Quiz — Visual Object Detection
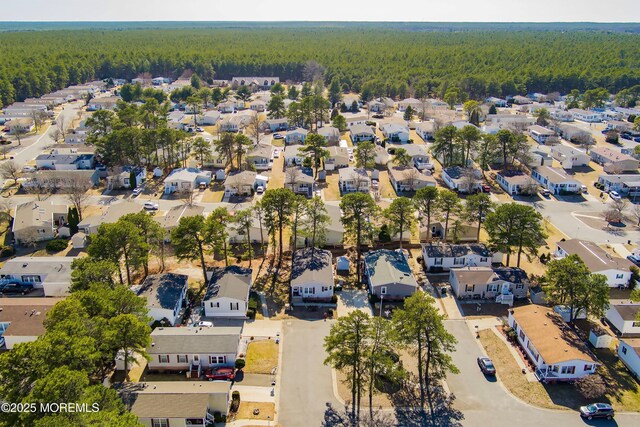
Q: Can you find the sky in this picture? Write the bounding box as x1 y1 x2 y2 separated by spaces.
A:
2 0 639 22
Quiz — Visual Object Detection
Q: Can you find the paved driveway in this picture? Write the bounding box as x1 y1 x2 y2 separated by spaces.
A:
336 289 372 317
445 320 638 427
279 319 340 426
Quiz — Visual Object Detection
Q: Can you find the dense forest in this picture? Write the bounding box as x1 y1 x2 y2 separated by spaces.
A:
1 27 640 106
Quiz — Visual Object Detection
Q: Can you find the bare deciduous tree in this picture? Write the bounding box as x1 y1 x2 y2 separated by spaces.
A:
178 188 196 206
246 113 265 145
631 204 640 227
461 168 480 193
0 161 21 185
24 178 51 201
66 177 92 220
403 167 421 192
285 167 303 192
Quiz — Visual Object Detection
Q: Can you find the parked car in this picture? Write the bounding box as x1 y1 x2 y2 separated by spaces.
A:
22 165 36 173
194 321 213 328
273 133 284 139
634 137 640 143
196 127 204 132
273 148 280 158
620 133 632 140
0 282 34 295
482 185 491 193
477 357 496 375
627 254 640 267
143 202 159 210
203 367 235 381
579 403 614 420
609 190 622 200
132 187 143 196
256 185 265 194
581 184 588 193
540 188 551 197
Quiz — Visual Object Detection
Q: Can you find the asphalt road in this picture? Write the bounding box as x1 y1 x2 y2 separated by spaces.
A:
279 319 340 427
445 319 638 427
516 195 640 245
0 100 84 189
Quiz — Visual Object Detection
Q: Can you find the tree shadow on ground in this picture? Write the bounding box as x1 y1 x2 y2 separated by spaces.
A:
322 403 395 427
390 376 464 427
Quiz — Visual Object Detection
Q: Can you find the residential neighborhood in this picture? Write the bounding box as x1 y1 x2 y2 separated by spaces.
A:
1 22 640 427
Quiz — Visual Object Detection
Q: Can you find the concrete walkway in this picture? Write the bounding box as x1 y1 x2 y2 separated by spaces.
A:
466 317 537 382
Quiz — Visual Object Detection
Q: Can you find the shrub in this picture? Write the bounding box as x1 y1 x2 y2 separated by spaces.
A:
504 326 517 342
368 293 380 304
214 412 228 423
235 359 246 370
230 390 241 412
46 239 68 253
0 245 15 258
575 374 607 399
246 308 256 319
326 308 334 317
330 294 338 304
378 224 391 242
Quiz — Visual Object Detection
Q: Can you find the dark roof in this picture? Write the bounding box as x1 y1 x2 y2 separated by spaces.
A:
611 304 640 321
290 248 333 287
137 273 188 310
493 267 529 285
204 266 252 301
423 243 492 258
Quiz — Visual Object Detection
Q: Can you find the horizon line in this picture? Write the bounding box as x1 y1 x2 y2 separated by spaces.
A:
1 20 640 24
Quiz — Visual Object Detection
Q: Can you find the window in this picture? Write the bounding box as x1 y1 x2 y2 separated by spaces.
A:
584 364 593 371
321 286 331 292
453 258 464 265
632 321 640 328
380 286 387 295
519 330 525 341
487 284 498 293
622 346 627 355
230 302 239 310
193 355 199 362
480 257 488 263
465 284 475 293
21 275 42 283
561 366 576 375
616 274 624 279
516 283 524 289
210 302 220 308
151 419 169 427
177 355 188 363
526 341 539 362
210 356 226 364
434 258 443 265
158 355 169 363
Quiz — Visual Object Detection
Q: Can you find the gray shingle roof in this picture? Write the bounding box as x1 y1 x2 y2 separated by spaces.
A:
130 393 210 419
364 249 418 289
291 248 333 287
556 239 633 273
148 326 242 354
204 266 252 301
